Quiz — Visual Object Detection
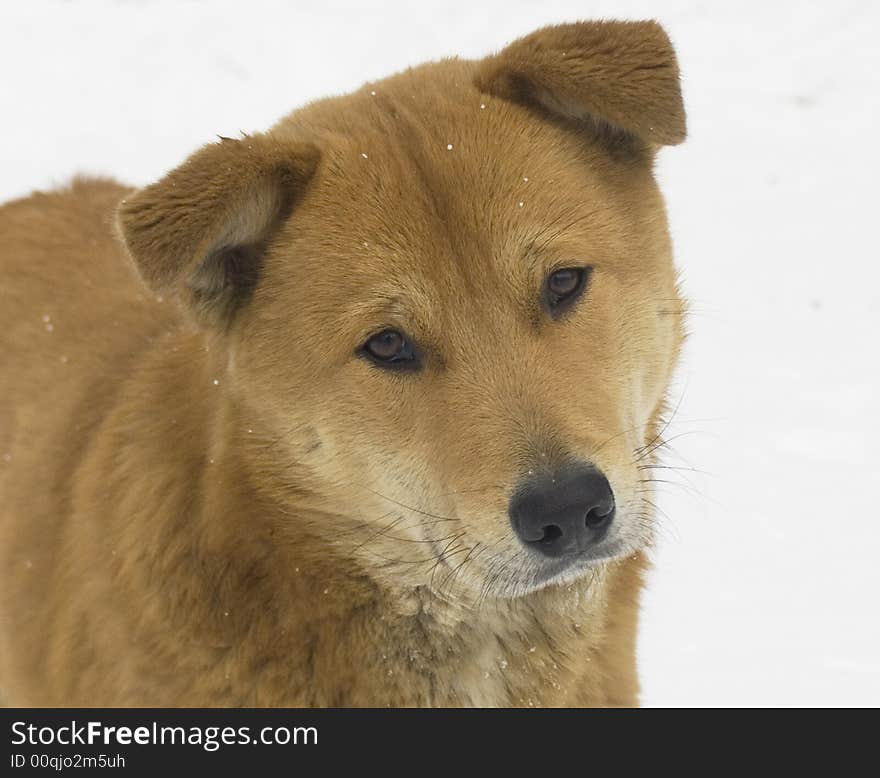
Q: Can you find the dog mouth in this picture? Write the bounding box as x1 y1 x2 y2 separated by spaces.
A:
415 497 641 599
529 537 627 588
422 533 632 601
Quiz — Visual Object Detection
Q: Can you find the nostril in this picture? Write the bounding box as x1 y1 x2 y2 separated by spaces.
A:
585 503 614 529
539 524 563 544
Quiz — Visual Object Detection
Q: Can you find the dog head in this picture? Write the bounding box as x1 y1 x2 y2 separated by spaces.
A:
118 21 686 600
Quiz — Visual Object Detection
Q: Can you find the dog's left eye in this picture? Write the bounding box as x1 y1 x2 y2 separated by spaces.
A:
545 267 590 314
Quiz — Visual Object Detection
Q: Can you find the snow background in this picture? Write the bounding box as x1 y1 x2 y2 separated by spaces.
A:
2 0 878 706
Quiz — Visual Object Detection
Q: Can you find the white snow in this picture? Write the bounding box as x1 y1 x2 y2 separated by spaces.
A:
2 0 878 706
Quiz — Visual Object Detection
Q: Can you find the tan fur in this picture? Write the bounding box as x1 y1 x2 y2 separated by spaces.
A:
0 20 685 707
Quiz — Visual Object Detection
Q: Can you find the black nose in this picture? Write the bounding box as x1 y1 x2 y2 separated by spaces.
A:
509 464 616 558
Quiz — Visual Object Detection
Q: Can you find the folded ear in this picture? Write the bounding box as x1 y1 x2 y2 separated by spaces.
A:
117 135 319 325
475 20 686 151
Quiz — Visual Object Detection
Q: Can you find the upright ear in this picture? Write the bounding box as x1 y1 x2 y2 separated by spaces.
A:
475 21 686 151
117 134 319 325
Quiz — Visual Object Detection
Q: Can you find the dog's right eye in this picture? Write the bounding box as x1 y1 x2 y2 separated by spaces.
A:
359 329 420 372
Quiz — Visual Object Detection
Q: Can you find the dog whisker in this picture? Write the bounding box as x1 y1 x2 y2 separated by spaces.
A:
428 535 470 591
360 486 460 524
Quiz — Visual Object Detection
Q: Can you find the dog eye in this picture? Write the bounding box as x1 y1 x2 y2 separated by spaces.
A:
545 267 590 314
360 329 420 371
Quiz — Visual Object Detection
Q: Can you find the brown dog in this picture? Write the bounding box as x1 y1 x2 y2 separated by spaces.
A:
0 20 685 706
